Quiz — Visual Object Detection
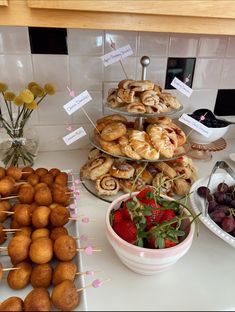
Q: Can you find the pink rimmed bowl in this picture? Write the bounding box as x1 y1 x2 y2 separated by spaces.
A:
105 192 195 275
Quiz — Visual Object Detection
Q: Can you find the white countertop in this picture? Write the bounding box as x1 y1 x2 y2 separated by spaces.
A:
11 140 235 311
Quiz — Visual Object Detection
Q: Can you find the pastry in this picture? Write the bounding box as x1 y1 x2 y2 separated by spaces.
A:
129 80 154 92
119 177 145 193
145 116 172 125
126 102 146 113
132 163 153 184
140 90 160 107
153 162 177 179
95 174 120 196
98 136 124 156
160 92 181 109
165 122 186 147
116 88 135 103
80 153 114 181
109 161 135 179
153 84 162 95
100 121 127 142
173 178 191 196
96 114 128 125
129 130 160 160
88 148 101 160
118 79 135 89
152 173 174 196
118 134 142 160
107 89 125 108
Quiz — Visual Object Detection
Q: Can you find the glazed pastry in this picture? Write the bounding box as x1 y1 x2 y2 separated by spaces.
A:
117 88 135 103
80 154 114 181
173 178 191 196
152 173 174 196
118 135 142 160
109 161 135 179
95 174 120 196
126 102 146 113
140 90 160 107
129 80 154 92
118 79 135 89
132 163 153 184
129 130 160 161
165 122 186 147
119 177 145 194
88 148 101 160
100 121 127 142
154 162 177 179
98 136 124 156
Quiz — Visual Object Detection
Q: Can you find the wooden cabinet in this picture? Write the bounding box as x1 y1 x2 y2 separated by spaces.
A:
1 0 235 35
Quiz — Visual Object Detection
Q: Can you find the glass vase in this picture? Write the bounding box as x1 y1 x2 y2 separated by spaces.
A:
0 123 39 168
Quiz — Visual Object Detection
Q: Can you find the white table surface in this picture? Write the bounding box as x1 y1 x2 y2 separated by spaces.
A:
4 139 235 311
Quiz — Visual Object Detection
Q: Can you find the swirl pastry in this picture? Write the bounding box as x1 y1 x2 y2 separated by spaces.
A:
140 90 160 107
118 79 135 89
80 154 114 181
119 177 145 194
100 121 127 142
129 130 160 161
129 80 154 92
118 135 142 160
127 102 146 113
117 88 135 103
109 161 135 179
95 174 120 196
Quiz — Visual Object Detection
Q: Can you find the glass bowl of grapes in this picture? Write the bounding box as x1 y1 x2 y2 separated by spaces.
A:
187 109 230 144
189 171 235 247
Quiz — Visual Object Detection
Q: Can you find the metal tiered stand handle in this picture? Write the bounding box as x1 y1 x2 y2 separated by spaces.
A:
138 56 150 130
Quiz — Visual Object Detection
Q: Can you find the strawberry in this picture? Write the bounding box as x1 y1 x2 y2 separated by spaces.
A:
136 186 154 202
160 209 176 224
113 219 137 244
147 234 178 249
112 210 123 224
145 205 163 230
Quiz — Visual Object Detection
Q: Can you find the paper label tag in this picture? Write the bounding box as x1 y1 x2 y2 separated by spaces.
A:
101 44 133 67
63 90 92 115
63 127 86 145
179 113 213 137
171 77 193 98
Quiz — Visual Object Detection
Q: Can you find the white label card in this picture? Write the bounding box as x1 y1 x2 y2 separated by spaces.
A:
63 127 87 145
179 113 213 137
63 90 92 115
171 77 193 98
101 44 133 67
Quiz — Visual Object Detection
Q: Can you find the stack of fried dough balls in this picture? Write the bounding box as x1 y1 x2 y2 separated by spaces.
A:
0 165 81 312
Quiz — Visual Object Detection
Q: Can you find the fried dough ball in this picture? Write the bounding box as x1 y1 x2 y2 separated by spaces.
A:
0 177 15 197
48 167 61 177
31 228 50 242
14 226 32 238
32 206 51 228
30 263 53 288
22 166 35 174
52 261 77 285
29 202 38 214
0 297 24 311
6 166 22 181
10 218 20 229
50 205 70 227
54 172 68 186
34 182 48 191
34 186 53 206
34 167 48 177
54 235 76 261
24 288 51 312
50 226 68 241
29 237 53 264
40 173 54 186
27 173 40 186
13 204 31 226
8 236 31 265
18 184 35 204
7 261 32 290
0 262 3 281
51 280 80 311
0 200 12 222
0 224 6 244
52 184 70 205
0 166 6 179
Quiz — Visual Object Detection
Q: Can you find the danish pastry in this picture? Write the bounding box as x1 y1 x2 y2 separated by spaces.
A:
95 174 120 196
173 178 190 196
96 114 128 125
129 130 160 160
117 88 135 103
153 84 162 95
160 92 181 109
107 90 125 108
118 79 135 89
132 163 153 184
98 136 124 156
119 177 145 194
140 90 160 107
153 162 177 179
100 121 127 142
126 102 146 113
129 80 154 92
165 122 186 147
118 135 142 160
109 161 135 179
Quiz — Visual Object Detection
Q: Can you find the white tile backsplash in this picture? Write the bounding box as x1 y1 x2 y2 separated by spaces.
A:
1 26 235 151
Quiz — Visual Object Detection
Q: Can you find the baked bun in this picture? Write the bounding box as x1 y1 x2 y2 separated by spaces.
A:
100 121 127 142
118 79 135 89
140 90 159 107
127 102 146 113
118 134 142 160
109 161 135 179
129 80 154 92
119 177 145 193
153 162 177 179
98 136 124 156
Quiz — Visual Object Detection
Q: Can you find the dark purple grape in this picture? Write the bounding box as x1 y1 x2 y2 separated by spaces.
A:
215 205 230 214
209 210 226 224
230 200 235 208
197 186 211 199
221 216 235 233
223 194 232 205
207 201 217 213
214 191 226 204
217 182 229 193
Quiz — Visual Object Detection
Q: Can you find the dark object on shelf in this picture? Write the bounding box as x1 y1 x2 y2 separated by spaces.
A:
165 57 196 89
188 109 232 128
28 27 68 54
214 89 235 116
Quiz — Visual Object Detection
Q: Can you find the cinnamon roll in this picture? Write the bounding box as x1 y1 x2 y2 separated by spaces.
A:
95 174 120 196
109 161 135 179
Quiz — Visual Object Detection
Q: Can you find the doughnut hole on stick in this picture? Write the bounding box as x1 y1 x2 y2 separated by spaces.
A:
30 263 53 288
50 206 70 227
54 235 77 261
29 237 53 264
7 261 32 290
14 226 32 238
0 297 24 312
31 206 51 228
8 236 31 265
50 226 68 241
34 186 53 206
31 228 50 242
54 172 68 186
26 173 40 186
0 178 15 197
13 204 31 226
34 167 48 177
24 288 51 312
52 261 77 285
39 173 54 187
0 200 12 222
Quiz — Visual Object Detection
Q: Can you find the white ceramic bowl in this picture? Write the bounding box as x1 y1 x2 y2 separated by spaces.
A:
105 192 195 275
188 125 229 144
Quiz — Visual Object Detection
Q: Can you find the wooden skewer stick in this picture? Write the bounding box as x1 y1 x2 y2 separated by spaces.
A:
75 270 101 276
77 278 111 292
0 247 8 250
2 267 20 272
0 211 14 215
76 248 102 252
0 195 18 201
2 228 22 232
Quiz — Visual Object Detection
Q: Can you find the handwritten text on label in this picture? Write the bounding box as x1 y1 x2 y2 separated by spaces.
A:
63 127 87 145
101 44 133 67
179 113 213 137
63 90 92 115
171 77 193 98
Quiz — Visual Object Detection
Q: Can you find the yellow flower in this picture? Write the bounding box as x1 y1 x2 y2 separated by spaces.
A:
24 100 37 110
19 89 34 104
0 82 8 92
13 96 24 107
44 83 56 95
4 92 16 101
28 82 39 91
31 85 45 97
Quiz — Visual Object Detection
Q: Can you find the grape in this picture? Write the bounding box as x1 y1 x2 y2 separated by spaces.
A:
214 191 226 204
223 194 232 205
221 216 235 233
197 186 211 199
209 210 226 224
230 200 235 208
207 200 217 213
217 182 229 193
215 205 229 214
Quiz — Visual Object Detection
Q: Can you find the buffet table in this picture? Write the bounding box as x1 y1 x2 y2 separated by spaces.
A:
7 139 235 311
